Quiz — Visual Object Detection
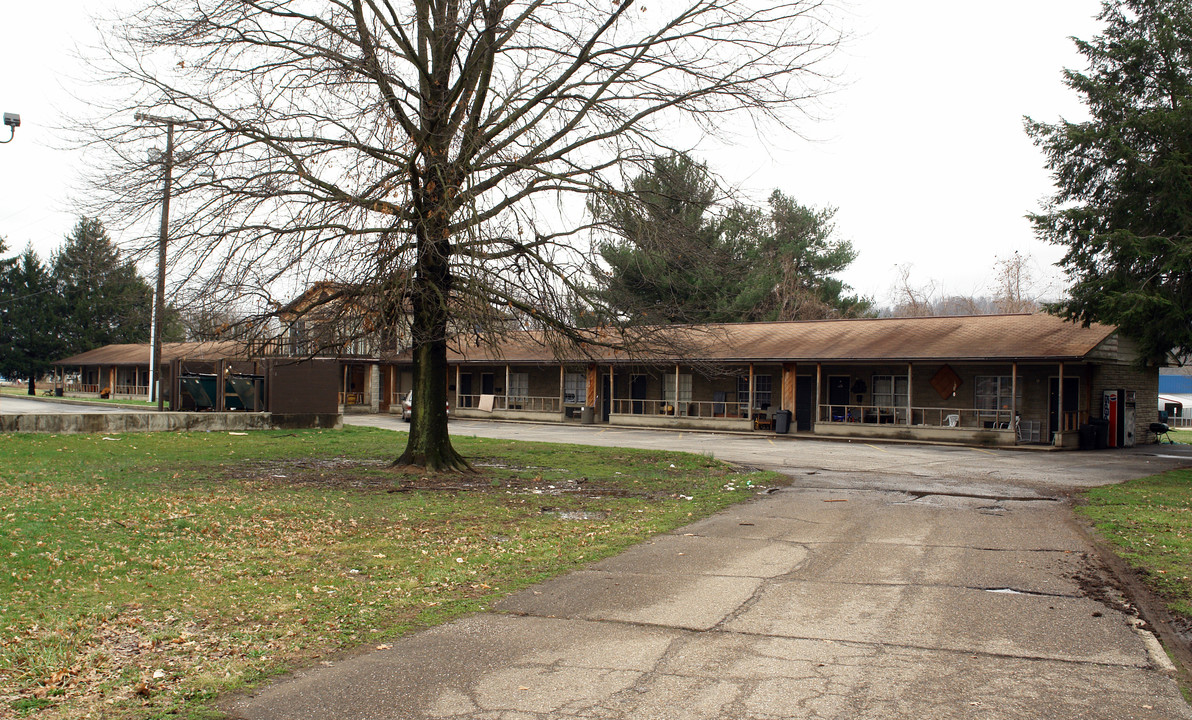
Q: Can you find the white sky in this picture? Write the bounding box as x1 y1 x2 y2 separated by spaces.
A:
0 0 1104 306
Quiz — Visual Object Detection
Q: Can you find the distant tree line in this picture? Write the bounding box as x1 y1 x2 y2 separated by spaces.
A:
880 254 1044 318
0 217 178 394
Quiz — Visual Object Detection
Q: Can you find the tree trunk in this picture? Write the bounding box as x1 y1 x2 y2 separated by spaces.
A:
395 336 468 471
26 376 35 396
395 158 468 471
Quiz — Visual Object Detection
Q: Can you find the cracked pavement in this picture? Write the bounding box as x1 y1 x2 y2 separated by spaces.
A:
222 418 1192 719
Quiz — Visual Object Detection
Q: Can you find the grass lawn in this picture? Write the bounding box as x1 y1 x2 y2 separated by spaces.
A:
1077 469 1192 619
0 426 781 719
1169 427 1192 445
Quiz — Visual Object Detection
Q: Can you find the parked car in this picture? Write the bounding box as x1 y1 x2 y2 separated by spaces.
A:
401 391 449 422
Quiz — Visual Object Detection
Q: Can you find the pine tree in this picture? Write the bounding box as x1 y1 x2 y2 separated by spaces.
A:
52 217 154 355
591 155 867 323
1027 0 1192 363
0 245 64 393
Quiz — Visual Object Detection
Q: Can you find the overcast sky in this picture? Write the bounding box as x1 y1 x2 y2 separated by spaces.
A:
0 0 1105 307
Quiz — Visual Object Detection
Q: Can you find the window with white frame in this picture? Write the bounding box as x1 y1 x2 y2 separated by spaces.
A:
508 372 529 399
871 375 909 409
564 373 586 404
737 375 773 408
975 376 1022 411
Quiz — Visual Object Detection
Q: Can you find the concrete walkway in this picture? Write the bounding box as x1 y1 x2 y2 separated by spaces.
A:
222 418 1192 719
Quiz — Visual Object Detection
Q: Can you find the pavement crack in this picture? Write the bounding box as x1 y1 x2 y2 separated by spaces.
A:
967 585 1082 599
904 490 1061 503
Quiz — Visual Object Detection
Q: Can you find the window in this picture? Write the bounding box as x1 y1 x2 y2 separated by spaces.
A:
508 372 529 399
975 376 1021 411
564 373 586 404
737 375 772 408
872 375 908 409
664 374 693 403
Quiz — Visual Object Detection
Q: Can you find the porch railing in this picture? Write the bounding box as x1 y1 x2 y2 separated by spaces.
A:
66 383 101 394
818 404 1019 429
114 385 149 396
456 394 562 413
339 392 367 406
610 398 753 418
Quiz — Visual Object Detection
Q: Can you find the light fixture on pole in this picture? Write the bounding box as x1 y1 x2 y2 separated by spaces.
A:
136 112 205 411
0 112 20 144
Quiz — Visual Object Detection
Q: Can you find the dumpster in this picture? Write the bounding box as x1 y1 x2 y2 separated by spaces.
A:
1090 417 1110 449
774 409 792 434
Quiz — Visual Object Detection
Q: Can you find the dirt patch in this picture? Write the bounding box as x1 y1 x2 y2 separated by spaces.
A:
233 457 670 498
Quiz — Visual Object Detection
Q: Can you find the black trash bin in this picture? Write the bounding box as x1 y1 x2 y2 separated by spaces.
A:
1078 423 1096 451
774 409 792 434
1090 418 1110 450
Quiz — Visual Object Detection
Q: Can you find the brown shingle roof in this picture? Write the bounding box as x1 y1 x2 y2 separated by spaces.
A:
445 314 1120 365
53 342 250 367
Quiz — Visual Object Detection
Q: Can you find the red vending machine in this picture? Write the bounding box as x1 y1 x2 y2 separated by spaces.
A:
1102 389 1121 448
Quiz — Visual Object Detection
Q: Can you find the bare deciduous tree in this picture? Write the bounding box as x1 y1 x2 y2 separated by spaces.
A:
886 265 937 317
991 251 1040 314
79 0 842 469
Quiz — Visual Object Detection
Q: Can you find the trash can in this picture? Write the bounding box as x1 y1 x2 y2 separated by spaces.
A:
1078 423 1096 451
1090 418 1110 450
580 406 595 425
774 409 792 434
54 387 63 397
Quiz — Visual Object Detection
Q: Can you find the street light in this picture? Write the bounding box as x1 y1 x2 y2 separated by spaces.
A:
0 112 20 144
136 112 205 411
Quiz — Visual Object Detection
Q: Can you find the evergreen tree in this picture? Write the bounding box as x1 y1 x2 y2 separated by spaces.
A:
1027 0 1192 363
0 245 64 394
591 155 739 323
591 155 868 323
52 217 154 355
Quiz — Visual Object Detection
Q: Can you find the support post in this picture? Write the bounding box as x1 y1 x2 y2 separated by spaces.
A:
1011 362 1018 442
816 363 822 425
748 364 755 421
216 358 227 412
1057 362 1065 444
608 365 614 418
586 364 597 408
674 363 680 416
906 362 913 426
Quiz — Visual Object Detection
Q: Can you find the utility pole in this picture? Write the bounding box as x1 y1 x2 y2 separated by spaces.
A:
136 113 204 411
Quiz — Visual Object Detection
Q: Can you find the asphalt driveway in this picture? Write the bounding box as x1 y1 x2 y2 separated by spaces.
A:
222 417 1192 719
